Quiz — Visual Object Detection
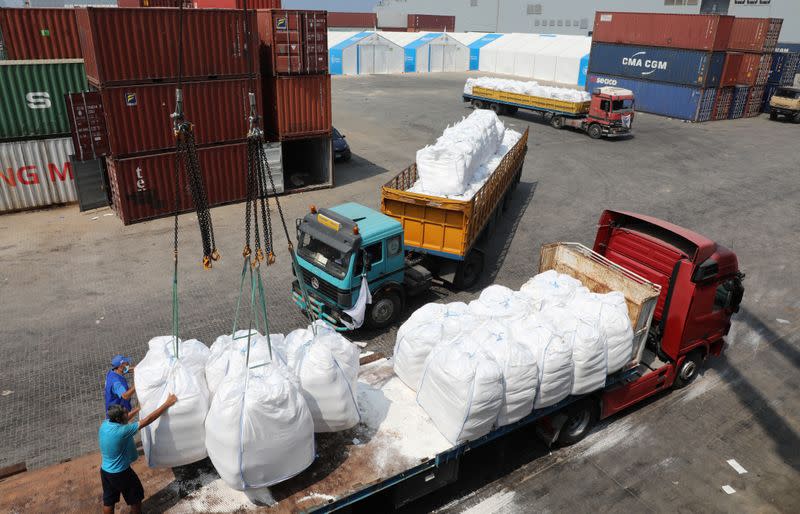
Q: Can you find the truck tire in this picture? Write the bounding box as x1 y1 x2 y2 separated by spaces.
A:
366 290 401 329
490 103 504 115
769 110 778 120
453 251 484 290
556 399 598 446
794 112 800 124
587 123 603 139
550 116 564 129
471 99 484 109
673 351 703 389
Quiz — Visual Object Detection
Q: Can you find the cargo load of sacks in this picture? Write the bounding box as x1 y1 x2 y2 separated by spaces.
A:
410 109 522 199
464 76 592 103
394 273 634 445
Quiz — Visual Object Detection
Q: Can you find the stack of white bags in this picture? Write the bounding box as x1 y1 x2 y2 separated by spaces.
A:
464 76 592 103
409 110 522 200
394 272 635 445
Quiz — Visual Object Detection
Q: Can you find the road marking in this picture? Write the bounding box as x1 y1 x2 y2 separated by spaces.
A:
722 485 736 494
776 319 790 324
727 459 747 474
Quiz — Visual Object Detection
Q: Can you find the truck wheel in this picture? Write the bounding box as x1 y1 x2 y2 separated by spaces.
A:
769 110 778 120
471 99 484 109
550 116 564 129
587 124 603 139
794 112 800 124
556 399 597 446
490 103 504 115
367 291 401 329
673 351 703 389
453 251 484 290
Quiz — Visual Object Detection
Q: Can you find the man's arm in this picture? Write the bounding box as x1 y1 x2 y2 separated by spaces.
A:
126 407 140 421
121 385 136 400
137 394 177 431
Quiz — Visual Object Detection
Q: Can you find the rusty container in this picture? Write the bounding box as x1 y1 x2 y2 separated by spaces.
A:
327 12 376 29
100 78 258 158
712 87 733 120
75 7 258 87
106 141 248 225
407 14 455 32
0 8 81 59
117 0 193 6
193 0 281 7
720 53 743 87
728 17 782 53
256 9 328 75
262 73 331 141
592 12 733 52
744 86 765 118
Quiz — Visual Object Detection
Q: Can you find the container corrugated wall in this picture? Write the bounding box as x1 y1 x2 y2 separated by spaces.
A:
728 18 782 53
193 0 281 8
327 12 377 29
586 74 707 121
729 85 749 119
106 142 248 225
0 137 76 213
76 7 258 86
257 10 328 75
0 60 88 140
0 8 81 60
408 14 455 32
116 0 192 6
713 87 733 120
592 12 733 52
769 52 800 85
744 86 765 117
589 44 725 87
263 74 331 140
101 78 257 157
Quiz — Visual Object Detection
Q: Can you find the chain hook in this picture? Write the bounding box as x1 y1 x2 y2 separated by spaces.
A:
203 255 212 270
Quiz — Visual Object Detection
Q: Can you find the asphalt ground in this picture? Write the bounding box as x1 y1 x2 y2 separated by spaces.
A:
0 71 798 512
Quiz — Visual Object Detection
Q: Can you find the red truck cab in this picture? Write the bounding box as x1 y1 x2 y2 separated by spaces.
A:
588 87 635 136
593 210 744 417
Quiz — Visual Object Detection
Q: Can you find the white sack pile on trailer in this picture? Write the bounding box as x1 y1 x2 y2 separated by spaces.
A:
417 338 504 445
135 336 210 468
509 317 573 408
281 321 361 432
205 330 283 396
205 360 315 495
569 291 635 374
518 269 583 311
464 76 592 103
468 284 534 322
393 302 483 391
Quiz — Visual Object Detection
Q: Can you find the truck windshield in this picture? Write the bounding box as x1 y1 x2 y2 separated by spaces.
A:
612 99 634 112
775 89 800 99
297 232 351 279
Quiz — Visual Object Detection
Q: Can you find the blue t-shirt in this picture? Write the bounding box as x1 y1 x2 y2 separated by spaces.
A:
98 420 139 473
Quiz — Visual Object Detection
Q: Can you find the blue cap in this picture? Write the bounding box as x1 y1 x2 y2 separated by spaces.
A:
111 355 131 368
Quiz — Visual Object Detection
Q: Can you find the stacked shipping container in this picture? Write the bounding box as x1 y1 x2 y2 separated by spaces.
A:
589 12 782 122
762 50 800 113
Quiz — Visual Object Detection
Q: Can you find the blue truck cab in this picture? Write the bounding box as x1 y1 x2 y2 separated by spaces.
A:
292 202 432 329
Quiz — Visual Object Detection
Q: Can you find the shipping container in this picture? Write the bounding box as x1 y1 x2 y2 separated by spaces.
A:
0 137 76 213
117 0 192 6
281 135 332 193
744 86 765 118
592 12 733 52
730 52 772 87
729 85 749 119
720 52 743 87
589 44 725 87
761 83 779 112
256 9 328 75
193 0 280 8
755 53 772 86
262 73 331 140
407 14 455 32
586 74 710 122
1 59 87 140
327 12 376 29
0 8 81 60
697 87 717 122
728 17 782 53
712 87 733 120
99 78 258 157
76 7 258 87
66 91 110 162
106 141 248 224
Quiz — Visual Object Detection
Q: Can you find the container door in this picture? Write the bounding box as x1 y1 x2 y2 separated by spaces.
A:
430 44 444 72
71 156 110 211
359 45 374 74
65 92 110 162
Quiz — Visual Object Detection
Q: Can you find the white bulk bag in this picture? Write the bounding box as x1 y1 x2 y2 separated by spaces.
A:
469 285 532 322
417 338 504 444
135 336 210 468
206 330 263 396
205 361 315 491
569 291 634 374
475 321 539 426
518 270 582 310
541 306 607 395
510 316 573 409
283 322 360 432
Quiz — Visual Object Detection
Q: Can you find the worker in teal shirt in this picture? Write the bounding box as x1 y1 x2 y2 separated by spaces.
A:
98 394 177 513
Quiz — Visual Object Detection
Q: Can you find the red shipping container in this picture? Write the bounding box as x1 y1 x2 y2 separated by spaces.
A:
407 14 455 32
100 78 259 158
327 12 376 29
106 142 248 224
0 8 81 59
76 7 258 87
744 86 765 118
193 0 281 8
262 74 331 141
66 91 110 162
117 0 193 7
256 9 328 75
733 53 771 86
712 87 733 121
720 53 742 87
592 12 733 52
728 17 782 53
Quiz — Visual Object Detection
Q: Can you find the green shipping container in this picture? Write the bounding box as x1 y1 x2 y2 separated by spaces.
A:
0 59 87 140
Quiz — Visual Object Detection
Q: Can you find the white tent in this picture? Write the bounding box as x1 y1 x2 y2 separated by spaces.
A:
479 33 591 87
378 31 444 73
328 31 404 75
426 33 475 72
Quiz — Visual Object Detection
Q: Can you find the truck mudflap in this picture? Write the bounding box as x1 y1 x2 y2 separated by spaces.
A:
292 280 352 332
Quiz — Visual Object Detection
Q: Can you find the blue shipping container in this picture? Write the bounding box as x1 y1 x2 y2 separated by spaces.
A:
768 51 800 85
589 43 725 87
729 86 749 119
587 74 709 121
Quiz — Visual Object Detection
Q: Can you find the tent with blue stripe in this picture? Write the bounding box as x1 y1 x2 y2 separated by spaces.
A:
328 31 404 75
379 32 447 73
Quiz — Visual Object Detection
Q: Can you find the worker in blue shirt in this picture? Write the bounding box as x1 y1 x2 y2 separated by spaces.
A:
105 355 137 417
99 394 177 513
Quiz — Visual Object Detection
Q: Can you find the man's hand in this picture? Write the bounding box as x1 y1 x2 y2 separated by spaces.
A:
165 393 178 407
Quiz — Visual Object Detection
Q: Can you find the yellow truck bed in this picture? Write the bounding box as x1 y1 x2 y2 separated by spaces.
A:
470 86 590 115
381 128 528 260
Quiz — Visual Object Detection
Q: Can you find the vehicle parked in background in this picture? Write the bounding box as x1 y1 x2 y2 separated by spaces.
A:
769 86 800 122
333 127 351 161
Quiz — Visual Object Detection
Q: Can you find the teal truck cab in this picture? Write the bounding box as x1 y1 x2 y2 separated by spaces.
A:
292 203 433 329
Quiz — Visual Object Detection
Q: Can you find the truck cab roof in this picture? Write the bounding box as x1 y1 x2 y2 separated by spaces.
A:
594 86 634 99
329 202 402 245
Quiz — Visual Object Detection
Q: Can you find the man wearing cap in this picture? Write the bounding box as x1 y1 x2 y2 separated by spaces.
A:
105 355 137 417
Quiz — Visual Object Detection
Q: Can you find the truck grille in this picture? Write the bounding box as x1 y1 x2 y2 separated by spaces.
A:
300 268 341 301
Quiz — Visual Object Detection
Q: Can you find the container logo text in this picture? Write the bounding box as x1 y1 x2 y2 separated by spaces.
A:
622 52 668 76
276 17 287 30
26 92 52 109
593 77 618 86
1 162 73 187
135 166 146 192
